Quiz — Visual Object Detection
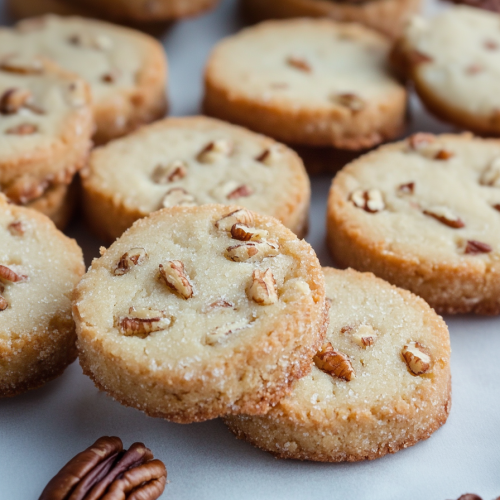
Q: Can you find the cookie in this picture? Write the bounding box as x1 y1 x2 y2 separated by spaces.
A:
242 0 422 40
73 204 327 423
73 0 219 22
327 132 500 315
225 267 451 462
204 19 407 151
82 116 311 242
0 195 85 397
0 15 168 144
392 5 500 137
0 57 93 228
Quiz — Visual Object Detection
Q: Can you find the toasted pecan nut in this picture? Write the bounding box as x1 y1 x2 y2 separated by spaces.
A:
0 264 27 283
39 436 167 500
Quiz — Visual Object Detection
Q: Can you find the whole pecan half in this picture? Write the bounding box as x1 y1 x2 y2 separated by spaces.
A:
39 436 167 500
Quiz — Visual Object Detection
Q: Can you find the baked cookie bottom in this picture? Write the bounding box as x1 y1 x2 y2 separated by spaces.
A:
241 0 422 39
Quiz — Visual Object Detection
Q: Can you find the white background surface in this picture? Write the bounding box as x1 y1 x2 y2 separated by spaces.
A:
1 0 499 499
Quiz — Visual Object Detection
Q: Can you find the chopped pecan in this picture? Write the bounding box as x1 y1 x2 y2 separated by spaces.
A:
408 133 453 160
350 324 377 348
205 319 250 345
39 436 166 500
0 265 27 283
230 223 268 242
247 269 278 305
159 260 194 299
5 123 38 135
350 189 385 213
465 240 492 255
204 299 234 312
423 206 465 228
494 203 500 212
117 308 171 338
161 188 196 208
223 182 253 200
225 241 279 262
215 209 254 232
0 88 32 114
8 221 25 236
313 342 355 381
114 248 147 276
286 56 311 72
101 69 120 84
333 93 365 112
408 132 435 150
402 342 431 375
255 145 282 165
398 181 415 194
0 295 7 311
197 139 232 163
0 54 43 74
152 160 187 184
434 149 454 160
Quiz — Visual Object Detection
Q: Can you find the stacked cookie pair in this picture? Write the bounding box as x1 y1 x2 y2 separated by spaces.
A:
71 203 451 462
0 15 168 227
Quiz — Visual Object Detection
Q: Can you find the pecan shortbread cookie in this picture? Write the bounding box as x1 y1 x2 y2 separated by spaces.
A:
0 58 92 228
204 19 407 151
327 133 500 315
0 195 85 397
392 6 500 137
225 267 451 461
242 0 422 40
0 15 168 144
74 205 327 423
82 116 310 242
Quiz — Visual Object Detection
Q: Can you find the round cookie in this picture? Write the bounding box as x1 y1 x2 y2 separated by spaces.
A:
0 195 85 397
73 0 219 22
242 0 422 40
392 5 500 137
204 19 407 151
0 15 168 144
327 132 500 315
82 116 311 242
225 267 451 462
73 204 327 423
0 58 93 227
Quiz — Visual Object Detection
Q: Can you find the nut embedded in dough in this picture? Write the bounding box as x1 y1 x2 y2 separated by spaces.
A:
402 341 431 375
313 342 355 381
247 268 278 305
159 260 194 299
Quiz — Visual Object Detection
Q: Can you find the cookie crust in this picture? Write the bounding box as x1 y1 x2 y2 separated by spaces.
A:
74 205 327 423
204 19 407 150
242 0 422 40
225 268 451 462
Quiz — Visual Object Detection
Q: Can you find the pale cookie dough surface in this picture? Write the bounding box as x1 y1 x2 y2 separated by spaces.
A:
242 0 422 40
327 133 500 314
204 19 407 149
74 205 326 423
0 58 92 212
0 195 85 397
393 6 500 136
82 116 310 242
225 267 451 462
0 15 168 144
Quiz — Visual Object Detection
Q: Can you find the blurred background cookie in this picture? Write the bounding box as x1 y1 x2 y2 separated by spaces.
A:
226 267 451 461
82 116 311 242
0 15 168 144
0 195 84 397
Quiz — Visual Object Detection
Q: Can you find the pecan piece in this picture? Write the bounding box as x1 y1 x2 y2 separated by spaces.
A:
333 93 365 112
286 56 311 72
152 160 187 184
114 248 147 276
398 181 415 194
230 223 268 242
255 145 282 166
313 342 355 381
350 324 377 348
161 187 196 208
204 299 234 312
0 265 27 283
219 181 253 200
0 294 7 311
465 240 492 255
225 241 279 262
8 221 25 236
215 209 254 232
0 54 43 74
408 133 454 160
39 436 166 500
5 123 38 135
197 139 232 163
0 88 32 114
205 319 250 346
117 308 171 338
247 269 278 305
494 203 500 212
423 206 465 228
402 342 431 375
350 189 385 213
159 260 194 299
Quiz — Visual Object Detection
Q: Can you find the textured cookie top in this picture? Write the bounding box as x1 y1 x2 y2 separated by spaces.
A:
399 6 500 117
74 205 324 375
329 133 500 264
0 195 84 339
0 15 166 107
83 116 309 223
270 267 450 419
205 18 403 112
